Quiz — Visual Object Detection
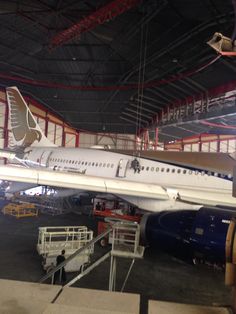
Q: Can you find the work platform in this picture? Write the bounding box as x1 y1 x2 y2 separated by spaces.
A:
0 279 230 314
2 202 38 218
37 226 93 272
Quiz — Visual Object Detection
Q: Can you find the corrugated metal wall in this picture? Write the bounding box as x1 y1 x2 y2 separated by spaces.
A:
0 89 136 153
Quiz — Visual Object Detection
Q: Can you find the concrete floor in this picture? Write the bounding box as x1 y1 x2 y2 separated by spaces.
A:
0 209 232 314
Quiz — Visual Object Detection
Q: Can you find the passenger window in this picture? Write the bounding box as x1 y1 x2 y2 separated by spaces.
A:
72 160 74 164
107 163 110 167
172 169 175 173
151 167 154 171
92 162 95 166
141 166 144 170
82 161 84 165
161 168 165 172
99 163 102 167
183 170 187 174
88 162 91 166
146 167 149 171
177 169 181 174
111 164 114 168
103 163 106 167
85 162 88 165
156 167 159 172
95 163 98 167
188 170 192 174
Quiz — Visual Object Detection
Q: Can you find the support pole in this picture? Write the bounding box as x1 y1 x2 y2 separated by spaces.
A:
154 128 158 150
109 255 117 291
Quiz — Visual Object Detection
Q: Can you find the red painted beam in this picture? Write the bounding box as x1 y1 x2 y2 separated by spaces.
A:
200 120 236 129
50 0 142 49
220 51 236 56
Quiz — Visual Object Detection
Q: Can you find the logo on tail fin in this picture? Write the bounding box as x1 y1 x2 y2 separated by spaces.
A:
6 87 55 148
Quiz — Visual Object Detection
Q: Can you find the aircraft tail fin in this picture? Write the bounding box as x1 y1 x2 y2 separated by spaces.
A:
6 87 56 148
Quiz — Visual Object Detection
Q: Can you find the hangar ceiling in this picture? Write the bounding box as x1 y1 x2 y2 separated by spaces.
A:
0 0 235 142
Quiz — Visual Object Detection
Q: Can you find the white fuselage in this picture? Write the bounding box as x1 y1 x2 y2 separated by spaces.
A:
23 147 236 211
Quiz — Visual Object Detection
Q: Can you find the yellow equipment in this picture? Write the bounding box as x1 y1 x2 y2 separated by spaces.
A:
2 202 38 218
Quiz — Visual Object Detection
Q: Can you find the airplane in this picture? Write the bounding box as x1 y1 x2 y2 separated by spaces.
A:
0 86 236 215
0 86 236 265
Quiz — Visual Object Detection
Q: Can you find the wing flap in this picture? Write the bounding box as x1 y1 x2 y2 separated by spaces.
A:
178 188 236 207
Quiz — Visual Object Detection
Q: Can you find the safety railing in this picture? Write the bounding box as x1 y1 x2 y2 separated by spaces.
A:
39 226 112 284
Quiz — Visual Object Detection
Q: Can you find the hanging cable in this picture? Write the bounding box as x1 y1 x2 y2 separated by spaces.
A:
136 23 144 138
136 21 149 150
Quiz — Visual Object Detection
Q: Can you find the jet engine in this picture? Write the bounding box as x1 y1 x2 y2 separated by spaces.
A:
140 207 236 263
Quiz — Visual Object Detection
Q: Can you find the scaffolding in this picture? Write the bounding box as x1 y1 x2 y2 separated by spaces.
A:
37 226 94 272
109 221 145 291
2 202 38 218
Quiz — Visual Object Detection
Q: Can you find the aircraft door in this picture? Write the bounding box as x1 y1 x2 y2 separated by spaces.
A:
39 150 53 167
116 159 129 177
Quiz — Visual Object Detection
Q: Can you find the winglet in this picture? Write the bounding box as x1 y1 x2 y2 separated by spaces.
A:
6 87 56 148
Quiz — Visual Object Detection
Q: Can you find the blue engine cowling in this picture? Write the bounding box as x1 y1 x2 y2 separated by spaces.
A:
140 207 236 262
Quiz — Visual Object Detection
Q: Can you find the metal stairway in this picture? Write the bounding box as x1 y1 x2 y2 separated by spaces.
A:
39 220 145 292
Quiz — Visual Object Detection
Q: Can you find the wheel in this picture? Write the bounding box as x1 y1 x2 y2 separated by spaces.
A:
100 238 107 247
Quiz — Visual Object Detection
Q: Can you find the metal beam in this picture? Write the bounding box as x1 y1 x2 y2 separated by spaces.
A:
120 116 139 125
177 79 200 94
121 112 149 123
184 77 206 92
134 97 163 110
147 87 178 102
124 107 153 119
129 103 156 114
134 94 164 105
50 0 142 48
141 94 165 104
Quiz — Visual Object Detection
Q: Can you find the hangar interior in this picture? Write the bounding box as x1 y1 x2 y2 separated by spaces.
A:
0 0 236 151
0 0 235 313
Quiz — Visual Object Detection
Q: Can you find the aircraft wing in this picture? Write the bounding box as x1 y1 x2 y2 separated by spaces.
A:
0 165 169 200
